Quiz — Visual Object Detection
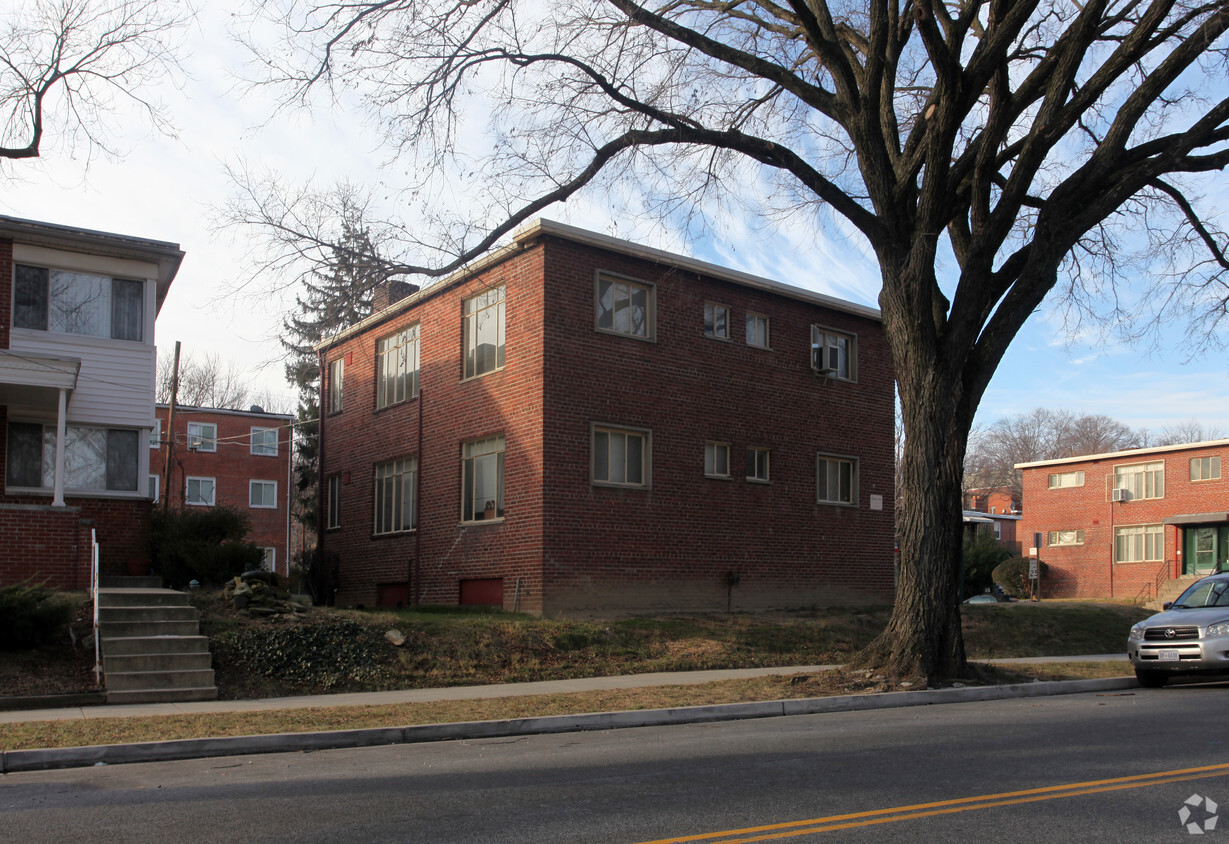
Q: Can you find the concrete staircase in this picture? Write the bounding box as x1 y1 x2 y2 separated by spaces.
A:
1150 575 1202 610
96 576 218 704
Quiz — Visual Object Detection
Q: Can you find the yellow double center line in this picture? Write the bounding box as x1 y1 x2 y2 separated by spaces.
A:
636 763 1229 843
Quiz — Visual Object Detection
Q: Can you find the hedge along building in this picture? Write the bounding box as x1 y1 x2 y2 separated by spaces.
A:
1 215 182 589
1016 439 1229 602
315 219 895 614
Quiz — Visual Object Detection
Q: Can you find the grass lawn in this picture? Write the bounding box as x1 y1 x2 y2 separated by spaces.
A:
0 660 1132 752
0 595 1149 751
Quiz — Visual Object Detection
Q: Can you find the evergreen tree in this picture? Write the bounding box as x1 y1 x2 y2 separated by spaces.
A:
281 220 382 532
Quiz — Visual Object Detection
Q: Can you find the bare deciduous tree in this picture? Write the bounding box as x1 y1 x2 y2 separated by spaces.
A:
157 351 252 411
1150 418 1228 446
966 409 1139 501
232 1 1229 682
0 0 189 165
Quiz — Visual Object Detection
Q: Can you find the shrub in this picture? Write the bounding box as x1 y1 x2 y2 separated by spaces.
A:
150 505 264 589
291 547 338 606
992 556 1049 599
0 580 74 650
962 531 1014 598
212 619 390 689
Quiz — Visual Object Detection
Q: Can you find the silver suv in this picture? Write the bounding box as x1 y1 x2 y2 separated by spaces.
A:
1128 572 1229 688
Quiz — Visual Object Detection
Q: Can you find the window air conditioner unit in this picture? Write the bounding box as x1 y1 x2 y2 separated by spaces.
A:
811 344 837 374
1111 488 1128 502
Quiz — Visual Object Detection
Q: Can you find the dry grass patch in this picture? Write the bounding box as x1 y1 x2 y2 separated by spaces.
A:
0 661 1130 752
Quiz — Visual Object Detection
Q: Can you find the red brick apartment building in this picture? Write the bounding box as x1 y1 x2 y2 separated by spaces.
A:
317 219 896 614
1017 439 1229 601
1 216 182 589
150 404 294 577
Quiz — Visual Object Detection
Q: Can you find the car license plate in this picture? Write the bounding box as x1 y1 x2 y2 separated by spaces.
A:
1158 650 1181 661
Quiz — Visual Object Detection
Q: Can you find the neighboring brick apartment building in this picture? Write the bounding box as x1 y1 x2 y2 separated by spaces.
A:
1 215 182 589
1017 439 1229 600
317 219 895 614
149 404 294 577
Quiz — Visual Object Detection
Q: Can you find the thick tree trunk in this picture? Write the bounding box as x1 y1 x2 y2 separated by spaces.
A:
856 266 976 684
855 370 971 683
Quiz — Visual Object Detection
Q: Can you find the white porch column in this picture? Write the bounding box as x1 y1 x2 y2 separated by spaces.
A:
53 388 68 507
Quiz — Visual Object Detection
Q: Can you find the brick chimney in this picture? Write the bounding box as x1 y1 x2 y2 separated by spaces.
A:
372 279 420 311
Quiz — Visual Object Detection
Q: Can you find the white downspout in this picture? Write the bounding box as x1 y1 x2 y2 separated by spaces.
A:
53 387 68 506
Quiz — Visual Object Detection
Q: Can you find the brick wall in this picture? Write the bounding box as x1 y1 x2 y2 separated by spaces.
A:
1019 443 1229 599
536 235 895 614
0 237 11 350
320 233 896 614
151 406 293 574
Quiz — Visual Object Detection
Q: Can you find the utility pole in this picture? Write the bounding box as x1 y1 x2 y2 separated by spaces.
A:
162 341 181 511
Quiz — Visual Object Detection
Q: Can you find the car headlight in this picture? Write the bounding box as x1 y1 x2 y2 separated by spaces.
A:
1206 621 1229 638
1129 624 1145 642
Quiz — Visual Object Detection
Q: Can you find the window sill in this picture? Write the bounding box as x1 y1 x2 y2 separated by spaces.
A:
704 334 733 343
6 486 149 500
372 528 417 539
374 394 419 414
704 474 734 481
592 481 651 491
746 478 772 485
747 343 772 351
461 517 505 526
461 366 505 384
594 327 656 343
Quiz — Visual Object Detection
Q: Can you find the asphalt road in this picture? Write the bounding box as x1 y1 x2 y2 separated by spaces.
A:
3 682 1227 842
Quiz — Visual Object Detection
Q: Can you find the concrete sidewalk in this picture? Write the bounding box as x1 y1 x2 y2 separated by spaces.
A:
0 655 1134 774
0 654 1129 724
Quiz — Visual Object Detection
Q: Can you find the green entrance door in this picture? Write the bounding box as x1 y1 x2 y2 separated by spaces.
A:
1184 526 1229 575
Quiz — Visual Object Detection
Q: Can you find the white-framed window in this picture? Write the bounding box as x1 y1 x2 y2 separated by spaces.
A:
746 447 770 483
462 436 505 521
1048 530 1085 547
463 286 506 379
149 419 161 449
704 442 731 478
186 422 217 453
592 425 650 488
374 457 417 534
1191 456 1221 482
1048 470 1085 489
186 476 216 506
1115 461 1165 501
595 274 654 340
704 303 730 340
377 324 420 407
249 480 277 509
4 422 140 492
148 474 160 503
260 547 276 572
746 312 770 349
326 474 341 530
811 325 855 379
250 427 278 456
13 264 145 341
816 454 857 505
328 356 344 412
1115 524 1164 563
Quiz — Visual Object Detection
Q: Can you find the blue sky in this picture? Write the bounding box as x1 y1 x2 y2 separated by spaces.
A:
3 4 1226 434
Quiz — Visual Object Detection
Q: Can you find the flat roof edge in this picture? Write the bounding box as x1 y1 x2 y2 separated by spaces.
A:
1015 438 1229 470
518 219 882 321
316 218 881 352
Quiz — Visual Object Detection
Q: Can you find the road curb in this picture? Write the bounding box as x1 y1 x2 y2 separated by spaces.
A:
0 677 1137 774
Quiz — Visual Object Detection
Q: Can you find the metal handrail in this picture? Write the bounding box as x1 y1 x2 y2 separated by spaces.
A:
90 529 101 686
1134 559 1172 606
